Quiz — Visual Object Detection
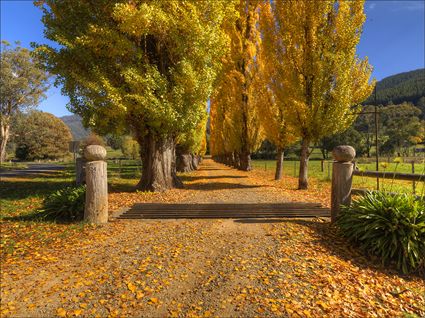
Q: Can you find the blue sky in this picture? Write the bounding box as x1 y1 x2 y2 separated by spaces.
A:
1 0 424 117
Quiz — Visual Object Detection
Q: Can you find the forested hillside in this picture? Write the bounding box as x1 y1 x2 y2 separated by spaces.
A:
365 68 425 106
60 115 90 140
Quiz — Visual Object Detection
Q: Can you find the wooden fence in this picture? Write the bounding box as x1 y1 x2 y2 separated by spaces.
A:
330 146 424 223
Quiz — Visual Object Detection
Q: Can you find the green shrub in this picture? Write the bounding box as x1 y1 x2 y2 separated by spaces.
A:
337 191 425 273
39 186 86 221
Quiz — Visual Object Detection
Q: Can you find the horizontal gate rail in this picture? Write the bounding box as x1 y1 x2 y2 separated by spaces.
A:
353 170 424 182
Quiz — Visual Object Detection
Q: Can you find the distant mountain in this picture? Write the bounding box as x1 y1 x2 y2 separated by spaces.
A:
365 68 425 106
60 115 90 141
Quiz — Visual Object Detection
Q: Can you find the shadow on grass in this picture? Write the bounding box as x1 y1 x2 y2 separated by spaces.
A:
108 181 138 193
107 166 142 181
0 178 74 200
2 211 83 224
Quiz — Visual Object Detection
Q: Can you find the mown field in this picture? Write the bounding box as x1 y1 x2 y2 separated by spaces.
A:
252 159 425 196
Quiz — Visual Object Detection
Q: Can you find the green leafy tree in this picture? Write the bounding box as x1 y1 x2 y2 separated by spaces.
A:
0 41 49 163
318 126 365 159
35 0 235 191
380 103 423 155
105 134 123 150
14 111 72 160
353 105 375 158
121 136 140 160
416 96 425 120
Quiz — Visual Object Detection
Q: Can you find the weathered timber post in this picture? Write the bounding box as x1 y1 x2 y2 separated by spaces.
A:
84 145 108 224
331 145 355 223
76 157 86 185
411 161 416 195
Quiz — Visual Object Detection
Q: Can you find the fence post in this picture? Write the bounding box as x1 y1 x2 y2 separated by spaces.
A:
321 160 324 172
119 159 122 178
331 145 355 223
84 145 108 224
327 161 331 180
76 157 86 185
411 161 416 195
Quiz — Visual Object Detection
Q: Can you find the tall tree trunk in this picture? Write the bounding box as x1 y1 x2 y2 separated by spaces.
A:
176 147 193 172
136 132 182 192
275 148 284 180
0 124 10 164
192 154 200 170
298 138 310 189
232 152 239 169
239 152 252 171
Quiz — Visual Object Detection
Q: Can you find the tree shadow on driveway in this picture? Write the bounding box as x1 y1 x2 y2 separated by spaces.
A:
183 182 261 191
180 175 248 182
256 218 423 279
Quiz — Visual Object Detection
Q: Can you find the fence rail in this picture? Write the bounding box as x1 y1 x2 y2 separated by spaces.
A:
353 170 424 182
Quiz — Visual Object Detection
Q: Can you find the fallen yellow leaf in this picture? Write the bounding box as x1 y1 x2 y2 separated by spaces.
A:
127 282 137 293
56 308 67 317
148 297 159 305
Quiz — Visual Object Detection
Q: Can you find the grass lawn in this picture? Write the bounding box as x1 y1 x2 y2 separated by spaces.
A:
0 162 28 171
252 159 425 196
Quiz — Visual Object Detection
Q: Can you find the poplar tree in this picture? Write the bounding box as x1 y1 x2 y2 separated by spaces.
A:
35 0 235 191
256 86 298 180
211 0 264 171
261 0 374 189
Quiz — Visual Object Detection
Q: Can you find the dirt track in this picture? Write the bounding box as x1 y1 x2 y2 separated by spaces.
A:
1 159 423 317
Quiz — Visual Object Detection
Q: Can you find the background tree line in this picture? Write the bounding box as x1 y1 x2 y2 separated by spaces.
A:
253 71 425 161
3 0 423 192
210 0 374 189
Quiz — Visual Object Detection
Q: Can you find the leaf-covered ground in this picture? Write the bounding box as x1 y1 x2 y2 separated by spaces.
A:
1 159 424 317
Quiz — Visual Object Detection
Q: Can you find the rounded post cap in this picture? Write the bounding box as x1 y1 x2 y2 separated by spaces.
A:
84 145 107 161
332 145 356 162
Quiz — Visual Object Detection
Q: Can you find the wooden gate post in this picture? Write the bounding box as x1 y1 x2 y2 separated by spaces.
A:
331 145 356 223
84 145 108 224
76 157 86 185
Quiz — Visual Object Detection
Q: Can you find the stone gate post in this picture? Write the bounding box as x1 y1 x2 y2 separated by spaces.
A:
84 145 108 224
331 145 355 223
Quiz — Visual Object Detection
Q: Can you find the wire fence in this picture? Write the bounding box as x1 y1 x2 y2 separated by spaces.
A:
253 158 425 196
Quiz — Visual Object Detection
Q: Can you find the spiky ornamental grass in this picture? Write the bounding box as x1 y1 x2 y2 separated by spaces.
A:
337 191 425 274
39 186 86 221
